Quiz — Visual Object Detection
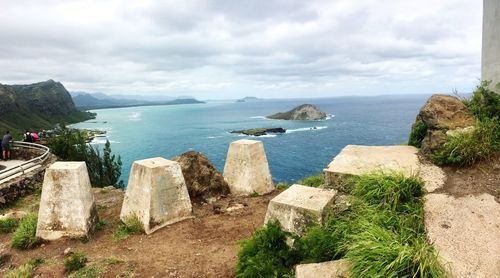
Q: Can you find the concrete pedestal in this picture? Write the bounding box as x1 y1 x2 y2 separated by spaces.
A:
36 162 98 240
223 139 274 195
323 145 420 191
264 184 336 236
120 157 193 234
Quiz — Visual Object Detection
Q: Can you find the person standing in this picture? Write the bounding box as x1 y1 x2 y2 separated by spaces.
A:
2 131 13 160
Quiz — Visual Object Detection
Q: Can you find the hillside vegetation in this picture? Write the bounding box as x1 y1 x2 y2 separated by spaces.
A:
0 80 94 137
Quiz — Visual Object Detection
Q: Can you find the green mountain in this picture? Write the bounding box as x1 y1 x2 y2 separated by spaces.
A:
0 80 95 138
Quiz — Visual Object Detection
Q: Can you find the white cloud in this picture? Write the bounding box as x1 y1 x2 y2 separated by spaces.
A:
0 0 482 98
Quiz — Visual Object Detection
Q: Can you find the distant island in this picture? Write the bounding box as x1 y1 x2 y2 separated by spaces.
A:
0 80 95 136
267 104 327 120
236 96 261 103
72 92 204 110
230 128 286 136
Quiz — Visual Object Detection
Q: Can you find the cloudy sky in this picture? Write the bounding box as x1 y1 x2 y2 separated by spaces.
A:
0 0 482 99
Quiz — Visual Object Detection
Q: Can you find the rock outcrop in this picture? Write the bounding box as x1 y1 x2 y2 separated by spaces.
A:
172 151 230 202
230 127 286 136
408 95 475 156
267 104 327 120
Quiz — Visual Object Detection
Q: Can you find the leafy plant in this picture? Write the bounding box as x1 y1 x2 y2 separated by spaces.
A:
11 214 39 249
64 252 88 273
236 221 300 278
297 174 324 188
0 217 19 233
408 121 428 148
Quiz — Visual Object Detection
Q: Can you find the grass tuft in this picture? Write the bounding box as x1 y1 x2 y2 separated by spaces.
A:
297 174 324 188
5 258 43 278
435 118 500 166
0 217 19 233
68 265 103 278
64 252 88 273
113 214 144 241
11 214 39 249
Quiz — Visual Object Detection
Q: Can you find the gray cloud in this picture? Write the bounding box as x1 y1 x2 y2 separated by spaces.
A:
0 0 482 98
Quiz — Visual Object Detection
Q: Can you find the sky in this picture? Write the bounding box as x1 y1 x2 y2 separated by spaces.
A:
0 0 483 99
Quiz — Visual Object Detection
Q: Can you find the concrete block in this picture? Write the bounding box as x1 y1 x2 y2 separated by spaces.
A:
264 184 336 236
295 259 350 278
323 145 420 191
36 162 98 240
120 157 193 234
223 139 274 195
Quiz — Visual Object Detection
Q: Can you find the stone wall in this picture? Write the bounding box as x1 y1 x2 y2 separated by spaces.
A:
482 0 500 92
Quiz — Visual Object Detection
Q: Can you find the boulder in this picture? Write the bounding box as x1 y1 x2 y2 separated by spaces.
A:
120 157 192 234
36 162 98 240
223 139 274 195
295 259 350 278
264 184 336 236
409 94 475 156
172 151 230 202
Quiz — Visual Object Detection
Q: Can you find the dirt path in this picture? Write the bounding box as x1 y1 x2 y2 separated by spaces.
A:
0 188 279 277
424 155 500 278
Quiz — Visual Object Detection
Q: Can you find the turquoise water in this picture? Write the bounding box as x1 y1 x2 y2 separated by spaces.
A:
72 94 430 185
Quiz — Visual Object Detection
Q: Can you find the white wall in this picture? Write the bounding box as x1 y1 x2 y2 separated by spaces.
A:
482 0 500 92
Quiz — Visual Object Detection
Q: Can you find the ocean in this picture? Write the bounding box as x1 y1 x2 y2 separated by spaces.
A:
72 94 430 185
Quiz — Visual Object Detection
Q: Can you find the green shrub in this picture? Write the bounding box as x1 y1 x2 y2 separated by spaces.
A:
236 221 299 278
64 253 88 273
95 219 107 231
297 174 324 188
464 81 500 121
408 121 428 148
5 258 43 278
275 182 290 191
435 118 500 166
114 214 144 241
0 217 19 233
11 214 39 249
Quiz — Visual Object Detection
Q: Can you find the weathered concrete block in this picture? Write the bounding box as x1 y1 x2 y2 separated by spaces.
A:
36 162 98 240
223 139 274 195
295 259 350 278
120 157 193 234
264 184 336 236
323 145 420 191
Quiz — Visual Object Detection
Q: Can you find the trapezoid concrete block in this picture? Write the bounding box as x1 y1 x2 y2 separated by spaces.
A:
264 184 336 236
120 157 193 234
36 162 98 240
323 145 420 192
223 139 274 196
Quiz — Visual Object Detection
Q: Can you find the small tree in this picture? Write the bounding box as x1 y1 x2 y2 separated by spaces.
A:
48 127 124 188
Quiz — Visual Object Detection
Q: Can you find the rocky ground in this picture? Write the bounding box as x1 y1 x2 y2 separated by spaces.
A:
0 187 279 277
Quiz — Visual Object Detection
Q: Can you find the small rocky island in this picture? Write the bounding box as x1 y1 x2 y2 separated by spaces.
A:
230 127 286 136
267 104 327 120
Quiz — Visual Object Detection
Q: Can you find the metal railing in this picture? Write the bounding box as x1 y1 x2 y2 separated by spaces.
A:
0 141 51 179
